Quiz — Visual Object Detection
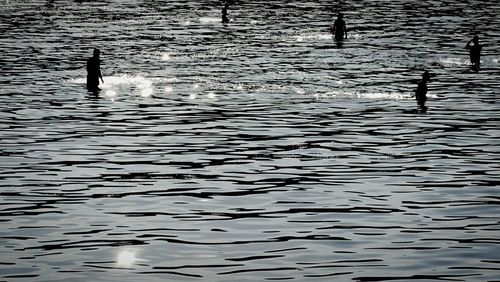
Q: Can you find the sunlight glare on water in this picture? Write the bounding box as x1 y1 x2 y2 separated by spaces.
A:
116 249 138 268
0 0 499 281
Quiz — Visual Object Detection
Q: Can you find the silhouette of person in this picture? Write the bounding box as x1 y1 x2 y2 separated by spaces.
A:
87 48 103 92
221 3 230 24
415 71 430 113
331 13 347 41
465 35 482 70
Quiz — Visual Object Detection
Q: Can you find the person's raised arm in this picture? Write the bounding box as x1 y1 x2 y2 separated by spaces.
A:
99 67 104 83
465 39 472 49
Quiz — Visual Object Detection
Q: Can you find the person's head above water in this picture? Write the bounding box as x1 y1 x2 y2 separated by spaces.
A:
93 48 100 58
338 13 343 19
473 35 479 44
422 70 430 82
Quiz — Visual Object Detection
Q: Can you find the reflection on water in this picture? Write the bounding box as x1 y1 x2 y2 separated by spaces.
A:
1 0 500 281
77 75 157 99
116 249 138 268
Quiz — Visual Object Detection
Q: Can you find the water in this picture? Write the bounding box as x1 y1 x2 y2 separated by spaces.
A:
1 0 500 281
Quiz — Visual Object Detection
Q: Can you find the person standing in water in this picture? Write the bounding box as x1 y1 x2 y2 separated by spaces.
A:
87 48 104 92
415 71 431 113
331 13 347 41
221 2 230 24
465 35 482 70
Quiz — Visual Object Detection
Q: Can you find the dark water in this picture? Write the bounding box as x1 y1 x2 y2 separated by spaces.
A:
1 0 500 281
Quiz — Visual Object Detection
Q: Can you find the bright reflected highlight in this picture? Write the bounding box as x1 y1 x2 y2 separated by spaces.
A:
162 53 171 61
72 74 158 99
104 89 117 97
116 249 136 268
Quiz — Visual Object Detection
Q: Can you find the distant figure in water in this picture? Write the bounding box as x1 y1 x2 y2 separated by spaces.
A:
465 35 482 70
87 48 104 92
415 71 431 113
221 2 230 24
331 13 347 41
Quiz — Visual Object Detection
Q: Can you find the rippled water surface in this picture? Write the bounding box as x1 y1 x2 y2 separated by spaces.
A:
1 0 500 281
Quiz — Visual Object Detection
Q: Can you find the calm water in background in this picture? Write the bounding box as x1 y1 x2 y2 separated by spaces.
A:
1 0 500 281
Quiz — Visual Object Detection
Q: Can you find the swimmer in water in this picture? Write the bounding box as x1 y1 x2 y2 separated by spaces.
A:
331 13 347 41
465 35 482 70
221 2 230 24
86 48 104 92
415 71 431 113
